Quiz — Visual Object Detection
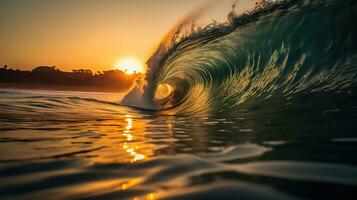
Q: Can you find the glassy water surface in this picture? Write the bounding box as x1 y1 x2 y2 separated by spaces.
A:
1 89 357 200
1 0 357 199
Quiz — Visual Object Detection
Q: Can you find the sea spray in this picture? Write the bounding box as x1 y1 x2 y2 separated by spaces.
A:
122 0 357 115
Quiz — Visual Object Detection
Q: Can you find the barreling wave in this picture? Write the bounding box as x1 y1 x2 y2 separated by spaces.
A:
122 0 357 115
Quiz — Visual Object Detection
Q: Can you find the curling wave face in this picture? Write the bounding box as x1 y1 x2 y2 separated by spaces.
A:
122 0 357 115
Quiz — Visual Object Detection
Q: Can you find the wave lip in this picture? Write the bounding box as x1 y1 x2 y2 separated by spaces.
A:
122 0 357 115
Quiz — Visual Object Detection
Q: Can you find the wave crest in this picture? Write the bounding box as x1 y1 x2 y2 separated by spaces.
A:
122 0 357 115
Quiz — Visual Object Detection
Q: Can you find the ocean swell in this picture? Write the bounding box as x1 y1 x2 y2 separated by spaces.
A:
122 0 357 115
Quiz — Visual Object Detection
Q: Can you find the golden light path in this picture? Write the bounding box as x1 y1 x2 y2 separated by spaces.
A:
122 115 157 200
115 57 145 74
52 109 179 199
122 115 146 163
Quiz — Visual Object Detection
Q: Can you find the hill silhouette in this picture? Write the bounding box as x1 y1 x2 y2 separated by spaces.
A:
0 65 142 92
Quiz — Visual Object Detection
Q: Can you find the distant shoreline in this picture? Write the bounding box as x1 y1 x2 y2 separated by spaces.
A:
0 65 141 94
0 83 130 93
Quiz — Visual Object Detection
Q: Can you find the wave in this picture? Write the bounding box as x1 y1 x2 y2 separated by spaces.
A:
121 0 357 115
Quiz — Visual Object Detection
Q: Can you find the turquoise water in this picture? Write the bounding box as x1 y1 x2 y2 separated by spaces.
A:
123 0 357 116
0 89 357 199
1 0 357 199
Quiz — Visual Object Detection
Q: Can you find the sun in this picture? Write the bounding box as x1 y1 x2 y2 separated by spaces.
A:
115 57 144 74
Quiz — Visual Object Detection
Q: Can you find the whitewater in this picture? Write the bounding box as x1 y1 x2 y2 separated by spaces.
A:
122 0 357 116
1 0 357 199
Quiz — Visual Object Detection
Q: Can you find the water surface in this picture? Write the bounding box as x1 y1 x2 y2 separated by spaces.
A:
1 0 357 199
1 89 357 199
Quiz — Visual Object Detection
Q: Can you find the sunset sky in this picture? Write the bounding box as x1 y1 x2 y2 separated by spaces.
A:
0 0 255 72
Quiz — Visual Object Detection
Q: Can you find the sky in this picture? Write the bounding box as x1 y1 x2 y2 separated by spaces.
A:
0 0 255 72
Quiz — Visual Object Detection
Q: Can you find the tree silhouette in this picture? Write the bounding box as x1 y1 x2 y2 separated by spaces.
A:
0 66 141 92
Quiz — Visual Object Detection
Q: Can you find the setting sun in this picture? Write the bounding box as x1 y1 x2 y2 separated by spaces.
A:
115 57 144 74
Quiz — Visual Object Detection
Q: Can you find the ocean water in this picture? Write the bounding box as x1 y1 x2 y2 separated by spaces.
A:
0 88 357 200
2 0 357 199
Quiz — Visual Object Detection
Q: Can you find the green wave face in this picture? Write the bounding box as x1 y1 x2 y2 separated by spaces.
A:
123 0 357 115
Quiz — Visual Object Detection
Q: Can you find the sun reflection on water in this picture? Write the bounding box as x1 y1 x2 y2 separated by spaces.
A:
122 115 146 163
78 112 157 164
132 192 157 200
